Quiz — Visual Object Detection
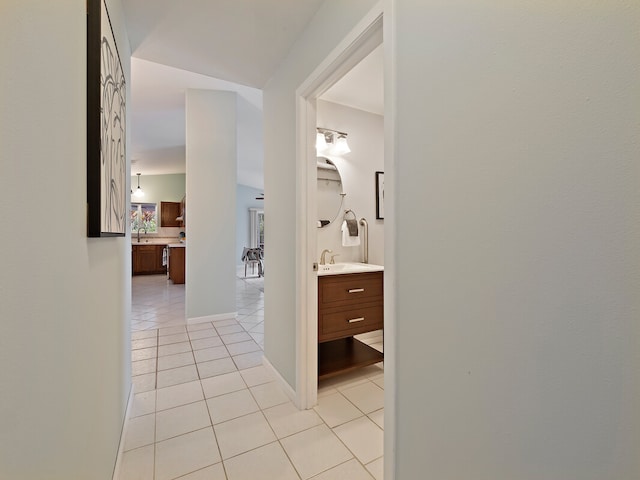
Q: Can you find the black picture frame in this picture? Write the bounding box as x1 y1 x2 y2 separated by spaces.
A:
375 171 384 220
87 0 127 237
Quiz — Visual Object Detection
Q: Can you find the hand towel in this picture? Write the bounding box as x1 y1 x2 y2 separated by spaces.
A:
345 218 358 236
341 220 361 247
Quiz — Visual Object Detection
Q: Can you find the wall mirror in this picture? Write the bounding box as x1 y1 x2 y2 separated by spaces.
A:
317 157 344 227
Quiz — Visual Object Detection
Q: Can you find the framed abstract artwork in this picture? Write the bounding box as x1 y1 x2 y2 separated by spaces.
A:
375 171 384 220
87 0 126 237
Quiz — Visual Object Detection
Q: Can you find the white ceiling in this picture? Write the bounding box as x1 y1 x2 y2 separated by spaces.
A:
321 44 384 116
123 1 383 184
122 0 326 89
130 58 263 182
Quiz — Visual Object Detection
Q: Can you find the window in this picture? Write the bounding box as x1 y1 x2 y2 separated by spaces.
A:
258 211 264 250
131 203 158 234
249 208 264 251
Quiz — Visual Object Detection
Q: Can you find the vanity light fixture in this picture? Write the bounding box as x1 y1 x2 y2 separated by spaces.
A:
316 128 350 156
133 173 145 198
332 134 351 155
316 132 329 154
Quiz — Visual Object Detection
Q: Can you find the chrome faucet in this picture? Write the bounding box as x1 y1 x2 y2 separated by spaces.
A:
320 249 332 265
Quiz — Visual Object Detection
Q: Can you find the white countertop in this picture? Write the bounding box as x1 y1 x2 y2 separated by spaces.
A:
317 262 384 276
131 237 184 245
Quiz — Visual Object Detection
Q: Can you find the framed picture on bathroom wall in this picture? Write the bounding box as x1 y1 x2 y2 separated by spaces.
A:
86 0 127 237
375 171 384 220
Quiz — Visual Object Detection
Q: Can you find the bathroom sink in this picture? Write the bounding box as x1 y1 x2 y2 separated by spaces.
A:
317 262 384 276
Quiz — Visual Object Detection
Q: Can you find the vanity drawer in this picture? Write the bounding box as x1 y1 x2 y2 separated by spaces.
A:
319 272 383 308
319 303 383 342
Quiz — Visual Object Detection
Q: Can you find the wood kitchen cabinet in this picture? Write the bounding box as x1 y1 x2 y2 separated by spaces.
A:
318 271 384 380
160 202 182 227
168 246 185 284
132 244 166 275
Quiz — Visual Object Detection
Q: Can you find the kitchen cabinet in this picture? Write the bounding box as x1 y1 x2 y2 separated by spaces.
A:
317 271 384 380
132 244 166 275
160 201 182 227
168 245 185 284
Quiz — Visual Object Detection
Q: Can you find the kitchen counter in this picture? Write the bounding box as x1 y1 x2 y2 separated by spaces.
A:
131 237 182 245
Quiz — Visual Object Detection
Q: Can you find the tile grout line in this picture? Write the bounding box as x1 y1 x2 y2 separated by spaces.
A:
198 370 227 479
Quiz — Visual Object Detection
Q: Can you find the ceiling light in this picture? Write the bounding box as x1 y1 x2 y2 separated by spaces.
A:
133 173 145 198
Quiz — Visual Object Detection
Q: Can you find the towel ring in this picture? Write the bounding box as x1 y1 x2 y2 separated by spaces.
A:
343 209 357 221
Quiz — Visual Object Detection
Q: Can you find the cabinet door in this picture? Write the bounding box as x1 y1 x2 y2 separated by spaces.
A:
136 245 158 273
319 272 383 308
318 272 384 343
161 202 182 227
319 303 383 342
168 247 185 284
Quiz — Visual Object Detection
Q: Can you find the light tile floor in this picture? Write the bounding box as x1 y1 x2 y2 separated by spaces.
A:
122 270 384 480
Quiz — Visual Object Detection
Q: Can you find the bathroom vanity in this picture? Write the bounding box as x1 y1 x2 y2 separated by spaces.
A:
317 265 384 380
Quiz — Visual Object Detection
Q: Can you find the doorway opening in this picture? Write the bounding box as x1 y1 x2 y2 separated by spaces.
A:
294 7 394 477
294 4 386 412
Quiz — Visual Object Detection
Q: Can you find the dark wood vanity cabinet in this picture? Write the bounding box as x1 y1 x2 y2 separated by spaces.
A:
318 271 384 380
160 201 182 227
132 244 166 275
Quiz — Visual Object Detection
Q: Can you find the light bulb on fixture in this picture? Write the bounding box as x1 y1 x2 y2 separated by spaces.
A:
133 173 145 198
316 128 350 156
316 132 328 154
331 135 351 155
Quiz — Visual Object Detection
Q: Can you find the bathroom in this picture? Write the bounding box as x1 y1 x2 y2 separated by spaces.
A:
316 46 384 268
314 43 385 385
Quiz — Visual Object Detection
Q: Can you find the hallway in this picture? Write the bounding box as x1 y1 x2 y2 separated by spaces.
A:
121 273 384 479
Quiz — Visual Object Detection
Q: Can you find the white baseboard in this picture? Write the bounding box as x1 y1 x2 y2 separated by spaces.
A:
112 384 134 480
262 355 298 406
188 312 237 325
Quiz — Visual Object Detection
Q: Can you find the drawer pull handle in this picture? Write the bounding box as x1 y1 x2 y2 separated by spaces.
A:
348 288 365 293
348 317 365 323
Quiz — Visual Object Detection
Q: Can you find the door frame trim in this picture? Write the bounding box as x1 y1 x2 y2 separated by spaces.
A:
294 0 386 408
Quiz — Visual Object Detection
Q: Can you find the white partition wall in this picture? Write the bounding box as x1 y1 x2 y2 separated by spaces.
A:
263 0 379 394
185 89 237 321
0 1 131 478
392 1 640 478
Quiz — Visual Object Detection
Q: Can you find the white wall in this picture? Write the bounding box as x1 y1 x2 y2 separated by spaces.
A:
186 90 237 320
392 0 640 478
237 96 265 190
0 1 131 478
130 173 185 203
317 100 384 265
263 0 379 389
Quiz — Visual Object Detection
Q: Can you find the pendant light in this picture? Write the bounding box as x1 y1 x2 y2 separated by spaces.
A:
133 173 145 198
